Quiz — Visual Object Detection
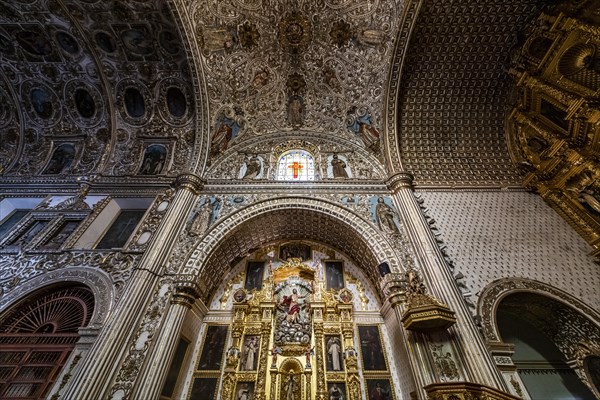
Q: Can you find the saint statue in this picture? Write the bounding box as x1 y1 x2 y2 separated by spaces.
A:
284 372 297 400
242 154 261 180
280 288 307 324
331 154 349 179
241 336 258 370
189 200 212 236
237 383 251 400
375 197 399 234
327 337 342 371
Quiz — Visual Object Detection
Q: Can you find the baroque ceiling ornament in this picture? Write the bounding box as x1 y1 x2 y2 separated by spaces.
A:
187 0 402 156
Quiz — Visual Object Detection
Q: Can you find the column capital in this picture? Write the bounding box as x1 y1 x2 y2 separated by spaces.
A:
386 172 414 193
172 275 202 307
174 173 205 195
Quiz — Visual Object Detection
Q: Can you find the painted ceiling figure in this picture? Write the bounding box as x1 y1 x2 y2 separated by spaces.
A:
376 197 399 234
331 154 348 179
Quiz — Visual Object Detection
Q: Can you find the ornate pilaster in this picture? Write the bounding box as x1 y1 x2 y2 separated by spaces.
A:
131 279 203 399
313 321 326 400
60 174 205 399
255 320 273 400
385 173 511 397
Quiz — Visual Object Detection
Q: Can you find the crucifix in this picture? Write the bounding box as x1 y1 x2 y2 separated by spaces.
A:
288 161 304 179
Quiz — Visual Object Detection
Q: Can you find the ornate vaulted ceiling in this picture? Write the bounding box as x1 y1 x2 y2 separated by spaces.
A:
0 0 198 178
394 0 549 186
0 0 570 186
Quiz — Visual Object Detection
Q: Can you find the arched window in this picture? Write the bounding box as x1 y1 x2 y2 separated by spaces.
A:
0 285 94 399
276 150 315 181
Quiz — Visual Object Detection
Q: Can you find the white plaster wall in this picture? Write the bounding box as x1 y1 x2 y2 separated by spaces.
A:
417 190 600 310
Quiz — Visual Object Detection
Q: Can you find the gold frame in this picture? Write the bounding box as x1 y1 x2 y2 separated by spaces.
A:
357 324 390 373
195 324 230 372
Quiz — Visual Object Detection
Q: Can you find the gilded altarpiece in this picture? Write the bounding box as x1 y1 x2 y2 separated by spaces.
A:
211 256 373 400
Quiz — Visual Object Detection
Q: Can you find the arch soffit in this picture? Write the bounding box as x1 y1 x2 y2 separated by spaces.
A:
183 197 402 296
0 267 115 329
477 277 600 343
166 2 211 175
383 0 423 174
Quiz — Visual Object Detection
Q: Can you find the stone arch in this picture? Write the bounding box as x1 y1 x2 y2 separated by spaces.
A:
477 277 600 343
183 197 406 301
0 267 115 328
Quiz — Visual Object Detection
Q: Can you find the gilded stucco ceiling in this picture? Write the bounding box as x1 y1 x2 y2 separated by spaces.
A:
173 0 403 164
0 0 570 185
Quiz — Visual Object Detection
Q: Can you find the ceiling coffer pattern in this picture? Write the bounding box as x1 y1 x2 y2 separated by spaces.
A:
397 0 546 186
0 0 196 178
181 0 402 164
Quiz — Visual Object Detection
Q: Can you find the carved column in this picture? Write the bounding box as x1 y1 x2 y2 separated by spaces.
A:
386 173 515 399
131 279 203 399
61 173 204 400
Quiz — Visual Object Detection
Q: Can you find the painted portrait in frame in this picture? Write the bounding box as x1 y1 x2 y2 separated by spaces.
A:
197 325 229 371
189 377 218 400
358 325 387 371
244 261 265 291
366 378 394 400
325 261 344 290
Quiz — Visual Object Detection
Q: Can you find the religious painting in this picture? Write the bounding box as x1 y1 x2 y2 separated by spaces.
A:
325 261 344 290
274 283 312 345
210 114 241 158
366 378 394 400
240 335 260 371
43 144 76 175
198 325 229 371
244 261 265 291
233 288 247 303
39 220 80 250
31 87 53 119
189 377 218 400
370 197 400 234
95 210 146 249
120 27 154 56
279 243 311 261
358 325 387 371
234 381 255 400
327 382 347 400
325 335 343 371
139 144 167 175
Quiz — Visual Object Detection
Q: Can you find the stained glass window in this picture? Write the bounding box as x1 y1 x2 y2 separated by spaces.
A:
276 150 315 181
